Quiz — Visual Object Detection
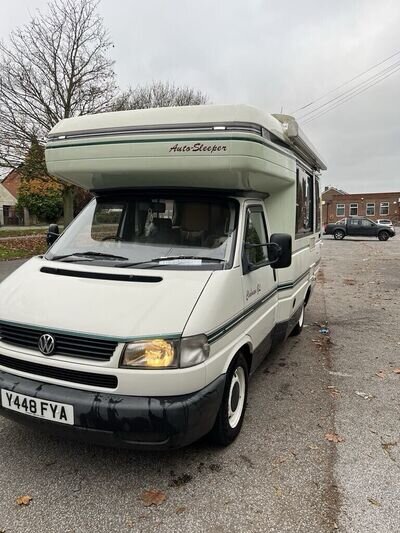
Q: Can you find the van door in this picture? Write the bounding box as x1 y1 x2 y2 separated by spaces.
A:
241 203 278 370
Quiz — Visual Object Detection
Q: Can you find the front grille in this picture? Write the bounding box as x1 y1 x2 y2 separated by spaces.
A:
0 322 118 361
0 354 118 389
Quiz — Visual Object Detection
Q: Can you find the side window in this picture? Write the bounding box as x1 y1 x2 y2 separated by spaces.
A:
296 167 313 237
92 204 125 241
362 219 374 227
349 219 360 226
244 208 268 266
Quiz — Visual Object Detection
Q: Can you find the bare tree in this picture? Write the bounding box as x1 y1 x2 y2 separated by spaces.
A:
113 81 208 111
0 0 117 223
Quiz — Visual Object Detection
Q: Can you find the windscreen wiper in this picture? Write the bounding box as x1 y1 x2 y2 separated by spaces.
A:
117 256 225 269
50 251 128 262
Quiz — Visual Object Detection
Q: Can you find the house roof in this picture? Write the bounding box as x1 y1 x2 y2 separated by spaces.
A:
322 186 347 195
0 183 17 205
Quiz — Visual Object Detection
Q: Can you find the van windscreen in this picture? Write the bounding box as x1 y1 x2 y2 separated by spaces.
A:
46 195 238 269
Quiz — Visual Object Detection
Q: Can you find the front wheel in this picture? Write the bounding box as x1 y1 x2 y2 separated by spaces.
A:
209 354 248 446
334 229 345 240
378 231 389 241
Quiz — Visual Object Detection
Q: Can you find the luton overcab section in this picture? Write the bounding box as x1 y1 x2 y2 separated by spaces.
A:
0 104 326 449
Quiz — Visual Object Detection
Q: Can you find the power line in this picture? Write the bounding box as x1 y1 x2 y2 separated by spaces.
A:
302 62 400 125
298 57 400 122
302 61 400 124
290 48 400 115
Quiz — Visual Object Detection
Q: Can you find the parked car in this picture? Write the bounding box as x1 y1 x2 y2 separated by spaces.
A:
324 216 395 241
376 219 394 229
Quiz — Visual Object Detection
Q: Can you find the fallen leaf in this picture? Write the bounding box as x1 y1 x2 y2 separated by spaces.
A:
140 489 166 507
175 507 186 515
273 455 287 464
375 371 385 379
16 495 32 506
392 369 400 374
327 386 340 398
367 497 381 507
325 433 345 443
381 441 397 452
355 391 372 400
274 486 282 497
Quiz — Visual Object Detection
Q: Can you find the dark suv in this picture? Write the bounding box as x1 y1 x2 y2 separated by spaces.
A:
324 217 396 241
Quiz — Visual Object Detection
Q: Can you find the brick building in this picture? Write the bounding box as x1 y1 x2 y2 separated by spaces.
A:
322 187 400 226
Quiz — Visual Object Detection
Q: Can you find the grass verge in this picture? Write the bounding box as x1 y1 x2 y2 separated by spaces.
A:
0 227 48 238
0 235 47 260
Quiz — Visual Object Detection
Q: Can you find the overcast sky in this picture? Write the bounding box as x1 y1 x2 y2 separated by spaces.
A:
1 0 400 192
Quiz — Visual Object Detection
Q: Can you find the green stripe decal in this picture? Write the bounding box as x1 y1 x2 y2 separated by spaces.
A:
207 266 314 343
46 134 295 160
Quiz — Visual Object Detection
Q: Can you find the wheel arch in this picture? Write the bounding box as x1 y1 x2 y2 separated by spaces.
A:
222 336 254 374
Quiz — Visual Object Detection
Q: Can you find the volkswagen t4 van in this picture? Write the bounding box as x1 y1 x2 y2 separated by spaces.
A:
0 105 326 449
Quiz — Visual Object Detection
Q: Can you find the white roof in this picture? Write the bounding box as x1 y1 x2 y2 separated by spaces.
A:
49 104 327 172
49 104 288 141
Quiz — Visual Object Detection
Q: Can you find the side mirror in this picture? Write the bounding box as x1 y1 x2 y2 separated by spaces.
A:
270 233 292 269
47 224 60 247
242 233 292 273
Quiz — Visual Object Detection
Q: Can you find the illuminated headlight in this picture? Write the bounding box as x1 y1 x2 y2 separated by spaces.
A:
121 339 178 368
120 335 210 369
180 334 210 368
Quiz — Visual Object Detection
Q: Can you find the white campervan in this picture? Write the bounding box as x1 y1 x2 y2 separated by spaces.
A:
0 105 326 449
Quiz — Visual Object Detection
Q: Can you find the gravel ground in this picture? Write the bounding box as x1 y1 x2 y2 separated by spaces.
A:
321 235 400 532
0 235 398 532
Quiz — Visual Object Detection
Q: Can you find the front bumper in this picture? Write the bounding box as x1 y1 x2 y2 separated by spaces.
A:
0 370 226 450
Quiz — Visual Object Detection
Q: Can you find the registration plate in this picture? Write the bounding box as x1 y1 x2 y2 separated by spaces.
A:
1 389 74 425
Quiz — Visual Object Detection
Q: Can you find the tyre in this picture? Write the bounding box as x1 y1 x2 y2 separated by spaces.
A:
378 231 389 241
333 229 345 240
209 353 248 446
290 303 305 336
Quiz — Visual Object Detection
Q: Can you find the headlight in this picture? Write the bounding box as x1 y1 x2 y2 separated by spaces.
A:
120 335 210 369
121 339 178 368
180 334 209 368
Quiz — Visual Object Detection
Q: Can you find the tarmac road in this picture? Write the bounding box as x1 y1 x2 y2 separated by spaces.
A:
0 235 399 532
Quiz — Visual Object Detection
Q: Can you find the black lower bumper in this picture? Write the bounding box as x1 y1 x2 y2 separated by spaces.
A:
0 370 226 450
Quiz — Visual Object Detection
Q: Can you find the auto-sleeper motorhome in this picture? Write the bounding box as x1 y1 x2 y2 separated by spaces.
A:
0 105 326 449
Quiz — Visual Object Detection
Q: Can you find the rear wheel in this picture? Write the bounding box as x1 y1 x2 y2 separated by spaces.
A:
290 304 305 336
333 229 345 240
209 353 248 446
378 231 389 241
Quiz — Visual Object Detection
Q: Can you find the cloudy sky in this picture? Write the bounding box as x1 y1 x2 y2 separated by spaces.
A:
1 0 400 192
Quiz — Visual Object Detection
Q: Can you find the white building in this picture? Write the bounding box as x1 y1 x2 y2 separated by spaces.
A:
0 182 17 226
